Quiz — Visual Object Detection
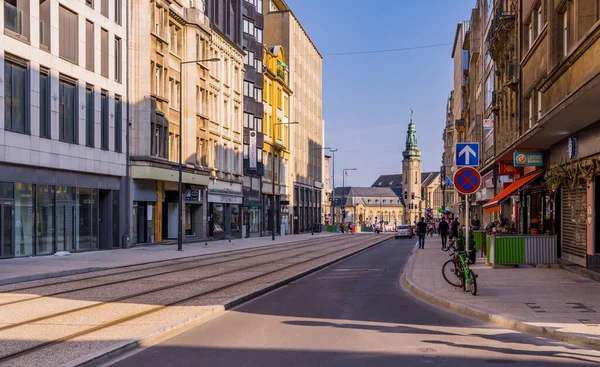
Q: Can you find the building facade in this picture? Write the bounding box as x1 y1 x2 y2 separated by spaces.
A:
262 45 291 236
448 0 600 272
241 0 265 238
344 188 405 228
1 0 128 258
323 153 332 224
402 113 423 224
263 0 324 234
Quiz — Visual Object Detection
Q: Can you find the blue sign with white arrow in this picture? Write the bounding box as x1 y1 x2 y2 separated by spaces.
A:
455 143 480 167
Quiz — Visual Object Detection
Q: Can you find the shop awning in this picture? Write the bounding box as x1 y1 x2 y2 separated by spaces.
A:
482 171 544 213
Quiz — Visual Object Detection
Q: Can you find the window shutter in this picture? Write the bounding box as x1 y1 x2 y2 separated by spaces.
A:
86 21 94 71
101 0 109 17
101 29 109 78
59 6 79 65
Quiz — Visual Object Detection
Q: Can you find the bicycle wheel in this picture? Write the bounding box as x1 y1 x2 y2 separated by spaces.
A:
442 259 462 287
468 269 477 296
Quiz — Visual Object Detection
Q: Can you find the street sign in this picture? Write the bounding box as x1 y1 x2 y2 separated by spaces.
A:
453 167 481 195
455 143 480 167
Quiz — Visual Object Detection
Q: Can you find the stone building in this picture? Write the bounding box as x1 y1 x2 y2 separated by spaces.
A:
1 0 128 258
262 45 292 236
263 0 324 234
129 0 244 244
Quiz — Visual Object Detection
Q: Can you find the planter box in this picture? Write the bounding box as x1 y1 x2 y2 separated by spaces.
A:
488 235 558 266
524 235 557 264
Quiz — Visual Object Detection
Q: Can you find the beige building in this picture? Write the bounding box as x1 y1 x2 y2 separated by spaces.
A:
323 153 332 224
263 0 324 234
129 0 243 243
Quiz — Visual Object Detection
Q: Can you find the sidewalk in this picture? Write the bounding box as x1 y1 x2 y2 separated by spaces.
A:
403 236 600 350
0 232 339 286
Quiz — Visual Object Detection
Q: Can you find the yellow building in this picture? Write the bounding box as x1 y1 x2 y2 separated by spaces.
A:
262 45 293 235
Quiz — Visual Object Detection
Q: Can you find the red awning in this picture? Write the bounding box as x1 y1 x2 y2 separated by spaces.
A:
482 171 544 211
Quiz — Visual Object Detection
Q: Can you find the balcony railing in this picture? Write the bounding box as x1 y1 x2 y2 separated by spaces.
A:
4 2 23 35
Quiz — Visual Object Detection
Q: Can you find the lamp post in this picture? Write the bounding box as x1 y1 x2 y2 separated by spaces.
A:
328 148 338 224
272 121 299 241
178 57 220 252
342 168 357 226
312 146 332 234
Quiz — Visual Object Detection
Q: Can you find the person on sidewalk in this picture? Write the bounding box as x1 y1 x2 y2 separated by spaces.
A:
417 217 428 249
471 214 481 230
450 218 460 245
439 218 449 250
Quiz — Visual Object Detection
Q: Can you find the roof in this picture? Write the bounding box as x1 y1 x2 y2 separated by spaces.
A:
349 187 399 198
422 172 440 187
371 174 403 188
483 171 544 211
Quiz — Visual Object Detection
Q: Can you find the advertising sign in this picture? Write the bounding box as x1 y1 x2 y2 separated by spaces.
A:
498 162 515 175
249 131 257 170
514 151 544 167
483 118 494 131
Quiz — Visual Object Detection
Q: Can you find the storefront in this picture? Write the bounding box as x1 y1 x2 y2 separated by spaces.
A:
132 180 157 244
184 188 205 240
243 188 262 237
292 183 323 234
208 190 243 240
263 194 280 236
0 166 123 258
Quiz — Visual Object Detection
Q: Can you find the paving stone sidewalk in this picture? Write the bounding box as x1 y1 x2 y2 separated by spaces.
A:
404 236 600 349
0 232 340 285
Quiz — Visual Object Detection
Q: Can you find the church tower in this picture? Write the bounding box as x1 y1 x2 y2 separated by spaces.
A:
402 110 422 224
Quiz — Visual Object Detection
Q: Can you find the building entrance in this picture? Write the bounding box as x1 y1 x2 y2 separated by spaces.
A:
56 204 76 252
0 202 14 258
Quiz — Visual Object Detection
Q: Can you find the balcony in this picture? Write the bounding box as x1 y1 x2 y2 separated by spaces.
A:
486 0 516 61
4 2 23 35
504 59 519 91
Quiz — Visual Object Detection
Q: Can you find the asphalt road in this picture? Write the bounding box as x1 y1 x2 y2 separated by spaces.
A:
108 237 600 367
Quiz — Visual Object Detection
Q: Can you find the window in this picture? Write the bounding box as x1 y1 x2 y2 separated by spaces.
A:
169 23 180 55
562 10 569 57
255 28 263 43
40 70 50 138
154 65 161 95
244 81 255 98
243 18 254 35
528 96 533 129
254 88 263 103
86 0 94 8
4 58 29 134
86 21 95 71
153 5 162 35
59 78 78 143
486 0 493 23
101 28 109 77
244 113 252 129
86 86 94 147
114 37 122 82
196 138 202 166
4 0 29 38
255 117 262 133
485 70 494 109
169 133 179 162
254 58 262 71
537 90 542 120
115 96 122 153
537 6 543 34
528 22 533 48
244 51 254 67
40 0 51 49
59 6 79 64
151 113 167 158
101 0 109 17
101 92 109 150
256 0 263 14
114 0 122 25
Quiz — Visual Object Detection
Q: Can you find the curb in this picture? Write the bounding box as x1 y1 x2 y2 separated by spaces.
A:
75 235 394 367
401 245 600 351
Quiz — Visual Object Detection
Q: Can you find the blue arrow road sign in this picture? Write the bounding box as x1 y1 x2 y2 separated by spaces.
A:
455 143 480 167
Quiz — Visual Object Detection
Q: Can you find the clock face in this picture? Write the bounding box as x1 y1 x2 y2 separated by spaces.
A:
414 161 419 167
404 161 408 167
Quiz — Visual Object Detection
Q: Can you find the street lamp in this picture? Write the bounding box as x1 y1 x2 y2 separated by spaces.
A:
342 168 357 226
272 121 300 241
178 57 220 252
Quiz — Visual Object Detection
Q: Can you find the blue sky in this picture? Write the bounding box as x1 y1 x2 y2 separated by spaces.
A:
285 0 475 187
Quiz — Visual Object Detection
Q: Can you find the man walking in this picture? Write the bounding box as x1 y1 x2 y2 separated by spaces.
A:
417 217 428 249
439 218 449 250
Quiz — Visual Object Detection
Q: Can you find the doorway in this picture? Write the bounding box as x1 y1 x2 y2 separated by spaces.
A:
0 202 14 258
56 204 76 252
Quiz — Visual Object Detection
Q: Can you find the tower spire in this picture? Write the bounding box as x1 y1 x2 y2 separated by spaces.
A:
403 109 420 160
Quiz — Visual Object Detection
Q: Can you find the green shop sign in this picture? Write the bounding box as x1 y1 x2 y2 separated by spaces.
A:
514 151 544 167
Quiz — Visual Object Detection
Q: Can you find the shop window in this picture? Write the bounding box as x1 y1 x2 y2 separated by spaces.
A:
36 185 55 255
77 188 99 250
231 206 240 231
14 183 34 257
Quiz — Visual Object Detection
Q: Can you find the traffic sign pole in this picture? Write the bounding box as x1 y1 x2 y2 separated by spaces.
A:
466 194 470 253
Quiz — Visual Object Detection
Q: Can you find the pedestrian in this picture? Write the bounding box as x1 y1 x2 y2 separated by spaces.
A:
340 223 345 234
417 217 428 249
429 223 434 237
471 214 481 230
439 218 449 250
450 217 460 246
435 220 440 235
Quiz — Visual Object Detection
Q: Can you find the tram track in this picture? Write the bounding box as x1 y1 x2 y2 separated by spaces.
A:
0 235 392 366
0 234 344 295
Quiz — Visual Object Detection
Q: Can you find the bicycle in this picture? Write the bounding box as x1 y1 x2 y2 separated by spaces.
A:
441 243 478 296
